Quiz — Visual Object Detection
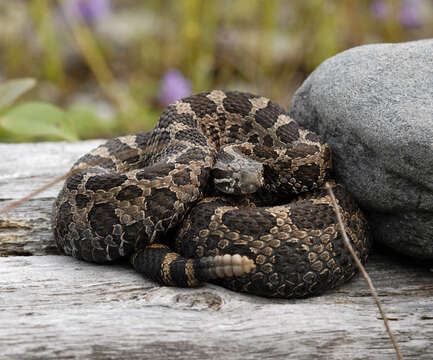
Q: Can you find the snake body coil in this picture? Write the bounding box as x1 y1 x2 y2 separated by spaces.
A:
53 90 370 298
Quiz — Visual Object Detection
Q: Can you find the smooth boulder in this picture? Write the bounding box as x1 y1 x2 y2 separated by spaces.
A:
289 39 433 260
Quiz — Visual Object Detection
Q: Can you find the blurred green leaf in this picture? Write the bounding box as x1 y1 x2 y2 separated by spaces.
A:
0 78 36 111
0 102 78 141
115 103 161 134
67 106 118 139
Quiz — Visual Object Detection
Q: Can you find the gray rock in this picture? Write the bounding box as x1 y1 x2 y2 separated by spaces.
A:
289 39 433 260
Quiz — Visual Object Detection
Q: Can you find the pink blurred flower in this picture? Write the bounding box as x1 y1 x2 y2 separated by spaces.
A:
158 69 192 106
63 0 111 25
370 0 389 20
400 0 423 28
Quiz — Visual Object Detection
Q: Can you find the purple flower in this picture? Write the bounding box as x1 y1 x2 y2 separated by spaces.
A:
158 69 192 106
63 0 111 25
400 0 423 28
370 0 389 20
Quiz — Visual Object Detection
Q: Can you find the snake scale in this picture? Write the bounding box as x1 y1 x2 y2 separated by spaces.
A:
52 90 370 298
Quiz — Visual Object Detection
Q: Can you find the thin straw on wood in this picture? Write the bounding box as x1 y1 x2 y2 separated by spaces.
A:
325 182 403 360
0 141 173 216
0 145 151 216
0 167 81 216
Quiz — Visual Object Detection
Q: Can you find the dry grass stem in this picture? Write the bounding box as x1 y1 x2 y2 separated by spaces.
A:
0 146 152 216
0 142 172 216
325 182 403 360
0 167 82 216
56 0 129 114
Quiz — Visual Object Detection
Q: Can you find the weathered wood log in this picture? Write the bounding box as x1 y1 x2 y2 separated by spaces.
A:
1 141 432 359
0 140 102 256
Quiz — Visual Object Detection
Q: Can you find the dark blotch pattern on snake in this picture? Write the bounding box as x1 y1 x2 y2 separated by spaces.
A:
52 90 370 298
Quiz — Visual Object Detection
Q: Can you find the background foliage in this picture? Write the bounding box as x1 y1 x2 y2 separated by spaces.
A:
0 0 431 142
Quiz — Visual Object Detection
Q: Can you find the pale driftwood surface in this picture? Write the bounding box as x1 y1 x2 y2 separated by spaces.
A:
0 141 102 257
1 141 433 360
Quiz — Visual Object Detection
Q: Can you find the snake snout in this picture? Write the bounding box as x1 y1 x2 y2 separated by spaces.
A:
238 171 263 194
213 143 264 195
212 162 263 195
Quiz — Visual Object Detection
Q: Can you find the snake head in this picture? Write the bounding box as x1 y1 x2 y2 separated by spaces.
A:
212 144 264 195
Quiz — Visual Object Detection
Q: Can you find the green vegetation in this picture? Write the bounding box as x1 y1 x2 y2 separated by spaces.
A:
0 0 431 142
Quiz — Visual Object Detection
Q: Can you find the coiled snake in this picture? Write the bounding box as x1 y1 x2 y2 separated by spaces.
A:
52 90 370 298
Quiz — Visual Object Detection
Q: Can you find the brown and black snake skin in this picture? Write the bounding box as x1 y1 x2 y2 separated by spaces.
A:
52 90 370 298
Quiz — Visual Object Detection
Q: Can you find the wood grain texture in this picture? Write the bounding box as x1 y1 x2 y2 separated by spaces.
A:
0 141 102 257
1 141 432 360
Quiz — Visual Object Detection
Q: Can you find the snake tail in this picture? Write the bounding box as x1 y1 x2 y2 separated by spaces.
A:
131 244 256 287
